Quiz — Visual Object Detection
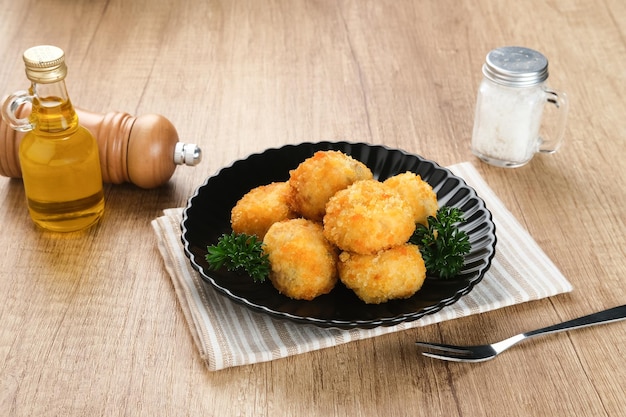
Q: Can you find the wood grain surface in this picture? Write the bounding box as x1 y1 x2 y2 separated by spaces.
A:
1 0 625 416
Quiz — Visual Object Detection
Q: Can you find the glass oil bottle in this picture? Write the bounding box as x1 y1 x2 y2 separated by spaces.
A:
1 45 105 232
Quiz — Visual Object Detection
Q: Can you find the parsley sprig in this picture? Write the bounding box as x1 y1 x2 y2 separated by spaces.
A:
205 232 270 282
410 206 471 279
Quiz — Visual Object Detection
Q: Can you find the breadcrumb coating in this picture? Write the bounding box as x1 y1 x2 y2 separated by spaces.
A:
338 244 426 304
263 219 339 300
288 150 373 221
323 179 416 254
384 172 438 226
231 182 297 239
229 151 439 304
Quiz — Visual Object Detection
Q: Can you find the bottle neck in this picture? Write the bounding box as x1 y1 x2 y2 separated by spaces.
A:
28 79 79 133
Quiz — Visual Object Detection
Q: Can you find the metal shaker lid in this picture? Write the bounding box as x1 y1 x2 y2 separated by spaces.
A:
22 45 68 84
482 46 549 87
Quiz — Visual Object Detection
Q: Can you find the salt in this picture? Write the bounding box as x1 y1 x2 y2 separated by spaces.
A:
472 80 545 165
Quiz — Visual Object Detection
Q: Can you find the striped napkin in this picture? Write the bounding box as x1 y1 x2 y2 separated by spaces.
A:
151 162 572 371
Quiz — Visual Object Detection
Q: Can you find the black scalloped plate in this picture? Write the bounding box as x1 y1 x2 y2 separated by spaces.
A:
181 142 497 329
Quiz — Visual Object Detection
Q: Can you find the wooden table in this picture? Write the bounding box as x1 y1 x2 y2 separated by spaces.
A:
1 1 625 415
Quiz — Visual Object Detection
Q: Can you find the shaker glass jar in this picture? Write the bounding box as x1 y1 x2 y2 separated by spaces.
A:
471 46 568 168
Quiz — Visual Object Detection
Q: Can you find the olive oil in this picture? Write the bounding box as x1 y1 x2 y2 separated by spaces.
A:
20 99 104 231
5 45 105 232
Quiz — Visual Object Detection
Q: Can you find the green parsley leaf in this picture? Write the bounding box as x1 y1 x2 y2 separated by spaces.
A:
206 232 270 283
409 206 471 279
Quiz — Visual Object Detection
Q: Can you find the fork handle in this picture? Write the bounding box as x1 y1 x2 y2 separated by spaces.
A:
523 304 626 339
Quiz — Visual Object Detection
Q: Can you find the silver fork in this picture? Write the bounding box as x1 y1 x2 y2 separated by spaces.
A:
416 304 626 362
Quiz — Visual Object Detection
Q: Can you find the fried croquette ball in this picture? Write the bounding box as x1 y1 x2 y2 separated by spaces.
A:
231 182 297 239
288 150 373 221
263 219 338 300
338 244 427 304
323 180 416 254
384 172 438 226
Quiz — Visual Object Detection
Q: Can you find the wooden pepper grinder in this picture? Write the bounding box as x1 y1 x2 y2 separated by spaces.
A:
0 101 202 189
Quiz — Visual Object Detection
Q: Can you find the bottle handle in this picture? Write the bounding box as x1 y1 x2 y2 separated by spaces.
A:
1 91 35 132
538 88 569 154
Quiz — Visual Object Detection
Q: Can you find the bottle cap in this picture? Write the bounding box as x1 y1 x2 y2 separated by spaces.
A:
482 46 548 87
22 45 67 83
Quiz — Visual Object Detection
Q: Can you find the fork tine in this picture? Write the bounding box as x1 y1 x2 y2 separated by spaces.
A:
421 351 492 363
414 341 473 355
416 341 497 362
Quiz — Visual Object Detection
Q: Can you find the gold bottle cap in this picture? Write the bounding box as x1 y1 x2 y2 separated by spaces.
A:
23 45 67 83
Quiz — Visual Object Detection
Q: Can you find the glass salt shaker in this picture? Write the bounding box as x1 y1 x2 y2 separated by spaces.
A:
471 46 569 168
